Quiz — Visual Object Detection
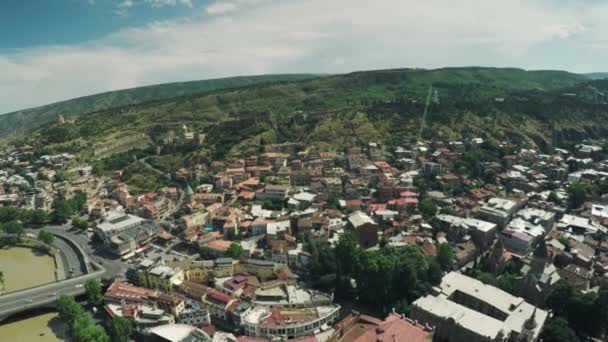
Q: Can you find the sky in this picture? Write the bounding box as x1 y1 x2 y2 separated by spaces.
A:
1 0 607 114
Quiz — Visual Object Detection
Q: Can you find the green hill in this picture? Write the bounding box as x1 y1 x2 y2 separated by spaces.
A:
19 67 608 161
0 74 320 137
586 73 608 80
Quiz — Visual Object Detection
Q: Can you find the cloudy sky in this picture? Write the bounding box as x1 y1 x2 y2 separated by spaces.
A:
1 0 606 114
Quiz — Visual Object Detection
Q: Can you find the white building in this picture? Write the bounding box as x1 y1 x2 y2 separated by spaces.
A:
411 272 548 342
478 198 521 226
241 304 340 340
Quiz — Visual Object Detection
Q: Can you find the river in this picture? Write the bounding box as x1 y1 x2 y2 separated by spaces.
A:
0 246 57 292
0 247 65 341
0 311 68 342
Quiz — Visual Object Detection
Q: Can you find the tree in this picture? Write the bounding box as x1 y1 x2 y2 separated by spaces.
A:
199 246 214 260
0 207 21 222
38 230 55 245
107 316 133 342
52 201 74 224
427 259 443 285
2 220 24 237
53 172 68 183
567 183 588 209
71 217 89 231
29 209 49 225
68 191 87 213
547 191 562 205
436 243 454 271
419 198 437 219
85 279 103 305
483 168 497 184
226 228 240 241
57 295 83 324
540 318 580 342
227 242 245 259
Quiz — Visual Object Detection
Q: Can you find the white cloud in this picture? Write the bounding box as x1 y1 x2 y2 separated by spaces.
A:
145 0 194 8
2 0 608 114
118 0 134 8
205 2 238 15
543 23 587 39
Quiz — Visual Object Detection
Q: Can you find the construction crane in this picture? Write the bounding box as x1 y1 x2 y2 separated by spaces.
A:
417 85 434 141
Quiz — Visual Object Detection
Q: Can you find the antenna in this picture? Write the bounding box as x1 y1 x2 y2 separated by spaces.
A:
417 85 434 141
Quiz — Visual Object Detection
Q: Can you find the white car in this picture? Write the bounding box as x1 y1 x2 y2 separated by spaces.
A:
74 284 84 288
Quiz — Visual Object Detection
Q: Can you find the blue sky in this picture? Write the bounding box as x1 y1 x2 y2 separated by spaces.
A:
1 0 607 114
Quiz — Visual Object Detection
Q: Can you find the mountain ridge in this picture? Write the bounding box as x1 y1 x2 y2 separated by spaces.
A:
0 73 321 137
21 67 608 162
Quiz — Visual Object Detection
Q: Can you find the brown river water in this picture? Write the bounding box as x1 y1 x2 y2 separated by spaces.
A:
0 247 67 341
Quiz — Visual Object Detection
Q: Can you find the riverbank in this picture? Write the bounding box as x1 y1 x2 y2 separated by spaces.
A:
0 311 68 342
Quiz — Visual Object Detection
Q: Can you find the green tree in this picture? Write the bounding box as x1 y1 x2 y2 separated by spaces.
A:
2 220 24 237
427 259 443 285
57 295 83 325
483 168 497 184
418 198 437 219
38 230 55 245
199 246 214 260
226 228 239 241
28 209 50 225
547 191 562 205
68 191 87 213
436 243 454 271
540 318 580 342
0 207 21 222
227 243 245 259
53 172 68 183
72 217 89 231
567 183 588 209
107 316 133 342
52 201 73 224
85 279 103 305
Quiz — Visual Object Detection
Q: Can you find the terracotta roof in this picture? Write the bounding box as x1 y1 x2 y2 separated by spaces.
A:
105 282 154 301
206 289 234 304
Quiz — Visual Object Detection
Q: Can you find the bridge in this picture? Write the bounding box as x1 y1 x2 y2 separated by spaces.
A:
0 231 106 321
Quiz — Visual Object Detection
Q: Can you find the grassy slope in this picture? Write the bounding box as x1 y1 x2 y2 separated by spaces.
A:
0 74 320 137
30 67 608 160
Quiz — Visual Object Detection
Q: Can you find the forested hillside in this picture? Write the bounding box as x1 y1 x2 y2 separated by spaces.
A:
15 67 608 162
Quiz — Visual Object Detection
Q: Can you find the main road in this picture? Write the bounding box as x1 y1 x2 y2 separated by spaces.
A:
0 228 110 321
0 268 105 320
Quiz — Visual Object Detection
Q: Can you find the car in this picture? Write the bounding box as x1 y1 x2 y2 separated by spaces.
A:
25 299 33 303
48 293 57 297
75 284 84 288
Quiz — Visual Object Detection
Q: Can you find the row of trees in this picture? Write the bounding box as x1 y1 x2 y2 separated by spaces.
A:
57 282 133 342
0 190 87 228
57 296 109 342
0 207 49 226
544 281 608 339
306 233 454 314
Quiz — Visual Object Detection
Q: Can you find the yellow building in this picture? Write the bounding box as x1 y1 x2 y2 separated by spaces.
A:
139 264 184 292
